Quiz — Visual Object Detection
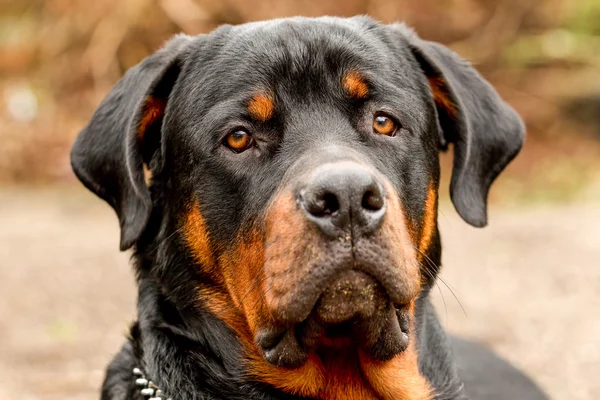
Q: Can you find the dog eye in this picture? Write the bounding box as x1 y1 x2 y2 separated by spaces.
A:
373 113 399 137
224 129 254 152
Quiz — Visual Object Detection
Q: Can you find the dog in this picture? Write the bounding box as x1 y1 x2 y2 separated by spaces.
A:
71 16 549 400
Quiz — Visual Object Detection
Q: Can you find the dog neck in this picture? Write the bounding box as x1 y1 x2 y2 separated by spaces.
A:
131 269 466 400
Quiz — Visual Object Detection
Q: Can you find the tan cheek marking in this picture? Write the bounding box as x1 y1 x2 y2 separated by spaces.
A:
244 193 325 398
343 71 369 99
196 219 325 399
218 228 270 333
248 93 275 121
194 229 325 398
183 200 215 270
138 96 166 140
427 77 456 117
197 285 250 341
379 187 422 301
263 191 320 316
418 182 438 257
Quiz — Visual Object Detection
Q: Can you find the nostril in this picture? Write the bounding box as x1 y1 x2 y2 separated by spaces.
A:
320 193 340 216
362 189 384 211
305 191 340 217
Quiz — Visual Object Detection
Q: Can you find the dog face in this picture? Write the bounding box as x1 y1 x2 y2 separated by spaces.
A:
72 16 523 397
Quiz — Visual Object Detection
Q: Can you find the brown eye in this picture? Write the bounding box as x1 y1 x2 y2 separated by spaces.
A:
373 113 399 136
225 129 253 152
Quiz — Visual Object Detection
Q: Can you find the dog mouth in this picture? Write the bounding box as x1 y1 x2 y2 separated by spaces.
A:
258 270 412 368
259 184 421 369
314 269 387 324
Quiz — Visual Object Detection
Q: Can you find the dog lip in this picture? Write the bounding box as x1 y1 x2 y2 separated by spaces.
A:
258 271 415 367
257 329 286 351
313 269 386 324
268 258 417 325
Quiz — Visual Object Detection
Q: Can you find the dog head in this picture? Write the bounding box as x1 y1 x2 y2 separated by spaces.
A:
72 16 523 397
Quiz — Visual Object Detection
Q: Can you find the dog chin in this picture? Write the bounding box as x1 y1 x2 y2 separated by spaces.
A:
258 270 411 368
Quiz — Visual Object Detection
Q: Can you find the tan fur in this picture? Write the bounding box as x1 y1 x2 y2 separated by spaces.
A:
343 71 369 99
418 181 438 257
427 77 456 117
186 187 432 400
137 96 166 140
248 93 275 121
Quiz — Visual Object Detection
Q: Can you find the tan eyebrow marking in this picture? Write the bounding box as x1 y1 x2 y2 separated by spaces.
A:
248 93 275 122
343 71 369 99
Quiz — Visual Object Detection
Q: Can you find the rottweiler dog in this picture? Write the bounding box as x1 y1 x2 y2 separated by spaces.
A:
72 16 548 400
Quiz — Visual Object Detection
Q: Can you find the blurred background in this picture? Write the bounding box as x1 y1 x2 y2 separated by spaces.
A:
0 1 599 399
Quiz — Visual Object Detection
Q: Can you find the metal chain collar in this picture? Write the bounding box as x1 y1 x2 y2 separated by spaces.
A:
133 367 172 400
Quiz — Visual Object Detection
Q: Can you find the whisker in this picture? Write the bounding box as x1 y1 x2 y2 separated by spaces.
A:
418 260 449 321
421 262 449 322
148 227 184 256
414 245 467 318
436 275 467 317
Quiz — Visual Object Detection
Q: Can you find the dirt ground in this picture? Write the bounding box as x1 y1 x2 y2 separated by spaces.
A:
0 186 598 400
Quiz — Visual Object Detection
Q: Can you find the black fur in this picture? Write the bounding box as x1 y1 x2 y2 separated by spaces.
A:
72 16 546 400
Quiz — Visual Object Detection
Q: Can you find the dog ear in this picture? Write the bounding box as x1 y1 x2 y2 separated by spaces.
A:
71 35 192 250
395 25 525 227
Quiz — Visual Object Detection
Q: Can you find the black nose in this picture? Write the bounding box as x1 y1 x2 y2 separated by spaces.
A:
299 163 386 237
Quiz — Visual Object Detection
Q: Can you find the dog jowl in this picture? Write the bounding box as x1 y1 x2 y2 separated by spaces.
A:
72 16 524 400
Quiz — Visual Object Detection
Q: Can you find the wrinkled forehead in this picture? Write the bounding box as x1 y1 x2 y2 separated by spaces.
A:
183 17 419 105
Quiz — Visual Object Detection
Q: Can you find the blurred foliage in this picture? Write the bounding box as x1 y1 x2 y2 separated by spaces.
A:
0 0 599 203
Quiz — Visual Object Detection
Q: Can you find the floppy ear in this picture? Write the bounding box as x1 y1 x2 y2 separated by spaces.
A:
71 34 192 250
396 25 525 227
